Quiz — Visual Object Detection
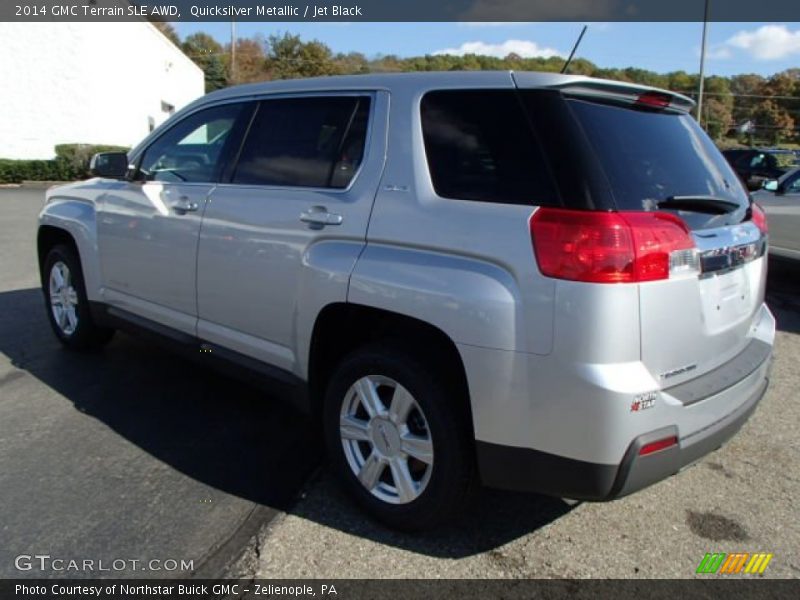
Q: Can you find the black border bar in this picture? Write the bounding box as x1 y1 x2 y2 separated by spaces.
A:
4 0 800 22
3 579 800 600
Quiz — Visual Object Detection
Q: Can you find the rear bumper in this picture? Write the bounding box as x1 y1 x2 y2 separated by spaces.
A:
477 370 769 500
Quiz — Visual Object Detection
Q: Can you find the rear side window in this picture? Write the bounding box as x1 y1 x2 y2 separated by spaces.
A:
567 99 748 212
420 90 558 206
733 153 752 168
232 96 370 189
722 151 746 168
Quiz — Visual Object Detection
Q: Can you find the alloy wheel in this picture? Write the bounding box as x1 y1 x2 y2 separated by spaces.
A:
49 261 79 335
339 375 434 504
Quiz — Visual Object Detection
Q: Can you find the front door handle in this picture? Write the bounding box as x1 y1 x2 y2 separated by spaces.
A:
300 206 343 229
173 198 199 214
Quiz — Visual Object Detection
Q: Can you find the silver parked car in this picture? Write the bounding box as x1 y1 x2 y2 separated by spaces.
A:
38 72 775 530
752 167 800 261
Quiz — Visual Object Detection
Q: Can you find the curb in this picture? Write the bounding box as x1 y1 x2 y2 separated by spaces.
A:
21 180 74 189
0 181 74 190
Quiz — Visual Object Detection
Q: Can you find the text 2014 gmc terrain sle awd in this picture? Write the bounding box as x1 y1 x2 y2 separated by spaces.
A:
38 72 774 530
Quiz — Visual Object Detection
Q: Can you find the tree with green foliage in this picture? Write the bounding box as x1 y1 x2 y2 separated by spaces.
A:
266 33 341 80
334 52 370 75
700 77 734 139
151 21 181 47
668 71 696 94
168 30 800 146
182 33 227 92
202 56 229 92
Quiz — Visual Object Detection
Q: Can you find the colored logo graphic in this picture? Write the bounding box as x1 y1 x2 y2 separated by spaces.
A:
696 552 773 574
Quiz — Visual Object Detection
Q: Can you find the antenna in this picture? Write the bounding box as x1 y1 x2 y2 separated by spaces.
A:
561 25 588 74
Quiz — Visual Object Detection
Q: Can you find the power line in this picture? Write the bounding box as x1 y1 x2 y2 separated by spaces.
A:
674 91 799 100
181 52 800 90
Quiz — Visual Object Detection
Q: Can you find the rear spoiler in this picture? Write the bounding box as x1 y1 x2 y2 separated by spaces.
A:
513 73 696 114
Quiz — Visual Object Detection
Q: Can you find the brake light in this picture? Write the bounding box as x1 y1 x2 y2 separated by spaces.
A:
639 436 678 456
635 91 671 109
751 202 768 234
529 208 696 283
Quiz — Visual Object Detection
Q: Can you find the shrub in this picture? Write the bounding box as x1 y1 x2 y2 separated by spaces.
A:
0 144 129 183
0 159 72 183
54 144 129 180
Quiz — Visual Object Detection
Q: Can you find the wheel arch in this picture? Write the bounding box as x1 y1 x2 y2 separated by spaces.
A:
308 302 475 439
38 198 103 301
37 226 79 281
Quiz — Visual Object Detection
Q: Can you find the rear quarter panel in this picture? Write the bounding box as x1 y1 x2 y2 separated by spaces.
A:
349 75 554 355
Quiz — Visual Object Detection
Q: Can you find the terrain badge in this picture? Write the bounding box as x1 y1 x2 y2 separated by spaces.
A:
631 391 657 412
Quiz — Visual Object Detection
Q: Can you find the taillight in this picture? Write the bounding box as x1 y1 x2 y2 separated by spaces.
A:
751 202 768 234
635 91 672 109
529 208 697 283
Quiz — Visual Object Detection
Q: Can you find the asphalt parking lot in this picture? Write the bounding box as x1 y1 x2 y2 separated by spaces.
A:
240 260 800 580
0 188 318 578
1 187 798 580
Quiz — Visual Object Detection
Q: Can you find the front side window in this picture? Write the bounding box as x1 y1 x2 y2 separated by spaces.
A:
232 96 371 189
139 103 246 183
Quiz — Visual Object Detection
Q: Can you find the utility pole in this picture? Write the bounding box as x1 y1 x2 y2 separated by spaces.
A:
230 20 237 83
696 0 710 126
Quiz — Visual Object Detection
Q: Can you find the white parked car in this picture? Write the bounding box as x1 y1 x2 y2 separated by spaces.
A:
752 167 800 261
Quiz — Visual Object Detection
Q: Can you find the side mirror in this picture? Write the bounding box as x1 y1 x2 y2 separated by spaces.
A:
762 179 780 193
746 177 763 192
89 152 129 179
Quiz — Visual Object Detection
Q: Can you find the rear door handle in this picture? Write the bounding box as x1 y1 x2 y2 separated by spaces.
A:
300 206 343 229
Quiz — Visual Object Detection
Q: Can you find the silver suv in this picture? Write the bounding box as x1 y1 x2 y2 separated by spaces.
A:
38 72 775 530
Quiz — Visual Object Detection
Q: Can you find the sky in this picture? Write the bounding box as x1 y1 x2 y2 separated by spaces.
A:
174 21 800 77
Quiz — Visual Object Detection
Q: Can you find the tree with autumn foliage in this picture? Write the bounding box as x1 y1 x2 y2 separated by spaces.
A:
158 27 800 145
227 37 265 84
752 100 796 145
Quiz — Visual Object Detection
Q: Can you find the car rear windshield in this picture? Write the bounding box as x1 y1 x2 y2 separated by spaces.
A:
567 99 749 213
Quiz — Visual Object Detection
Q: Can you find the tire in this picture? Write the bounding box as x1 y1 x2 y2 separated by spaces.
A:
42 244 114 351
323 343 474 531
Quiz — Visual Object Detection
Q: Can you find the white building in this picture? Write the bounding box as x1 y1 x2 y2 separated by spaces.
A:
0 21 204 159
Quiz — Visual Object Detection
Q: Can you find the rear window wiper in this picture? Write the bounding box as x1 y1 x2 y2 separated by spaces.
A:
656 196 741 215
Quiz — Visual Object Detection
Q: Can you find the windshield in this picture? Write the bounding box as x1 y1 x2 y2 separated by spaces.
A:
779 167 800 186
567 99 749 228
